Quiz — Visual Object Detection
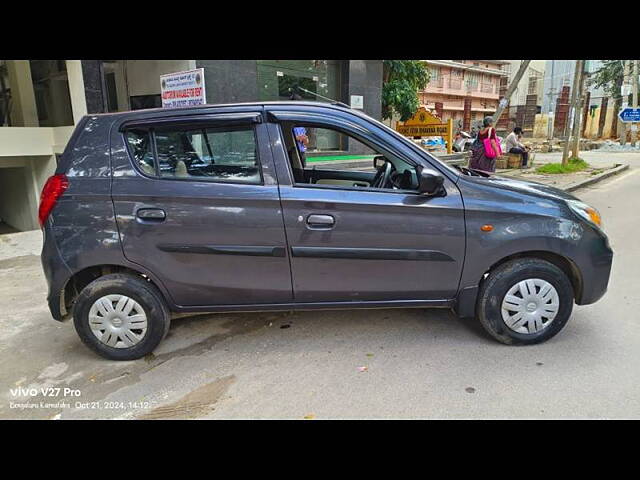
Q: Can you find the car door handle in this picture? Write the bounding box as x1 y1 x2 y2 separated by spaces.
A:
136 208 166 221
306 214 335 228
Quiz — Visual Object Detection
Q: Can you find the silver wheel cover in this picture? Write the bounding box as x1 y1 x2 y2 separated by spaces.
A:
88 294 148 348
501 278 560 334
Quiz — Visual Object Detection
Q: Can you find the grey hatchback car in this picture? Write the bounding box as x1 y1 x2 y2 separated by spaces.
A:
39 101 613 360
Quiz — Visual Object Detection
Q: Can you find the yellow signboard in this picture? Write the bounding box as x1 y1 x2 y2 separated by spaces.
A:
396 107 453 154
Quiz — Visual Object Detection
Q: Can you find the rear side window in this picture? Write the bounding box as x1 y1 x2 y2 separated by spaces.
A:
124 124 261 185
125 129 155 176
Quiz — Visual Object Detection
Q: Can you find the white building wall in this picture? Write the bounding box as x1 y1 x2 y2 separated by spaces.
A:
507 60 546 106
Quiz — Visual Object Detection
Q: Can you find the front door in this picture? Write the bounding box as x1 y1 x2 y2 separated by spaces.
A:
111 112 293 307
266 111 466 303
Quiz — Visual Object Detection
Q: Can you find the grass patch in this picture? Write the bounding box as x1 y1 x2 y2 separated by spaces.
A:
535 157 589 174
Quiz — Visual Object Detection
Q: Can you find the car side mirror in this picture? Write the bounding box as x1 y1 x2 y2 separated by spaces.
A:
417 167 444 195
373 155 386 169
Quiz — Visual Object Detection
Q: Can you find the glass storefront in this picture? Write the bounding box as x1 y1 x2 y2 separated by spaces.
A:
257 60 343 152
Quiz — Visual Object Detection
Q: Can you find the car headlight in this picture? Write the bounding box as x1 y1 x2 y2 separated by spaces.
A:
567 199 603 229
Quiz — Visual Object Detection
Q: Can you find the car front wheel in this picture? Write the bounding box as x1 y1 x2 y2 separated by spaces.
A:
477 258 574 345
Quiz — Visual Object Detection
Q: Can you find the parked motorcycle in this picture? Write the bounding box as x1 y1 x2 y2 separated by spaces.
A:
453 131 474 152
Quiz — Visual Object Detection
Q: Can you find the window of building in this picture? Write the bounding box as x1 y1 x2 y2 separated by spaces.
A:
130 95 161 111
257 60 342 104
278 73 317 100
466 72 480 89
125 125 261 184
29 60 74 127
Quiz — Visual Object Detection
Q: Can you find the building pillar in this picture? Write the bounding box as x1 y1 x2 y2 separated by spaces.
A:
81 60 107 114
342 60 383 121
196 60 259 104
6 60 39 127
434 102 443 120
463 98 472 131
66 60 88 123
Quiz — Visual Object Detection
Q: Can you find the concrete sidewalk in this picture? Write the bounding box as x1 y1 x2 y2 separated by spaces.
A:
497 151 638 191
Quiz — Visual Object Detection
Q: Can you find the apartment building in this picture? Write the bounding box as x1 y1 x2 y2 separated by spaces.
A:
419 60 509 130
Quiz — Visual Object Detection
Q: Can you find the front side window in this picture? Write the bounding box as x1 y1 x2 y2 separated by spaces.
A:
125 124 261 184
284 122 420 192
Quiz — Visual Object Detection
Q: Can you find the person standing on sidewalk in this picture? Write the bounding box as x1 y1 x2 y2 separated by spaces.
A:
505 127 530 167
293 126 309 166
469 116 499 172
290 90 310 167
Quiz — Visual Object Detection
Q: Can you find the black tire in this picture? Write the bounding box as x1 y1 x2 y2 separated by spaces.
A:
73 273 170 360
477 258 574 345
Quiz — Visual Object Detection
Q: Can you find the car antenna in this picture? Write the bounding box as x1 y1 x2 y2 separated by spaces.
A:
290 86 351 109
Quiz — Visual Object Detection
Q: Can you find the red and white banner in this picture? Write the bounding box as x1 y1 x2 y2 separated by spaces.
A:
160 68 206 108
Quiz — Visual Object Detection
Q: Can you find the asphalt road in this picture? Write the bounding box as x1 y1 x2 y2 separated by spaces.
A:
1 163 639 419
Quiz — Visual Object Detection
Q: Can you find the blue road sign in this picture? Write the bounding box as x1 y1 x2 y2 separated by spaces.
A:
619 108 640 122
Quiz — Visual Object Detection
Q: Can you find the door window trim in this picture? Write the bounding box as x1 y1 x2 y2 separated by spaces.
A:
122 122 265 186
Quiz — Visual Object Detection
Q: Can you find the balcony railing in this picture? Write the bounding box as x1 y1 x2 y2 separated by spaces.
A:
431 77 444 88
480 82 495 94
448 78 462 90
424 77 497 97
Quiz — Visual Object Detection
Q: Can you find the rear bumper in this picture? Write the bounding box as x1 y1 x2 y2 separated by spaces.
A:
40 225 73 321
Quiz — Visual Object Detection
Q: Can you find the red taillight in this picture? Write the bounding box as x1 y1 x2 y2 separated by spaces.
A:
38 174 69 227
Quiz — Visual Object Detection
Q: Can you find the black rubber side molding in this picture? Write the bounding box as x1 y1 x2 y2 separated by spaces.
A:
158 244 286 257
290 246 454 261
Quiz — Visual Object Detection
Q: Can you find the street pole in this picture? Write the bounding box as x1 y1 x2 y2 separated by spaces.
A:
621 60 631 145
570 60 588 159
562 60 584 166
547 60 555 141
493 60 531 127
632 59 639 145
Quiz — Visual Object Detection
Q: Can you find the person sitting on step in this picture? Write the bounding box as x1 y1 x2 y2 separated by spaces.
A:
505 126 531 168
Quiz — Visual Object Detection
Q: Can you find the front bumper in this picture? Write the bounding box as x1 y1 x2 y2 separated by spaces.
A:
575 235 613 305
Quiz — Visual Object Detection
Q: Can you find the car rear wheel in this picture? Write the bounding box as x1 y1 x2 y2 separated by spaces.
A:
73 273 170 360
477 258 574 345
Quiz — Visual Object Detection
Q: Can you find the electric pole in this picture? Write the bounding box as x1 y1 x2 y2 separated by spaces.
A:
632 59 639 145
570 60 588 159
547 60 555 141
493 60 531 126
562 60 584 166
621 60 631 145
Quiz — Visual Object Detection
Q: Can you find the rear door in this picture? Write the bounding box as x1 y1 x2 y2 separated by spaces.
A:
266 108 466 303
111 111 293 307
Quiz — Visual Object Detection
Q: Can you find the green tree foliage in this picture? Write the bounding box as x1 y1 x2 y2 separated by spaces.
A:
589 60 624 99
382 60 430 122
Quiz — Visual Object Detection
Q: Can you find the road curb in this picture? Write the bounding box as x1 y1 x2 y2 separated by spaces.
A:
563 163 630 192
